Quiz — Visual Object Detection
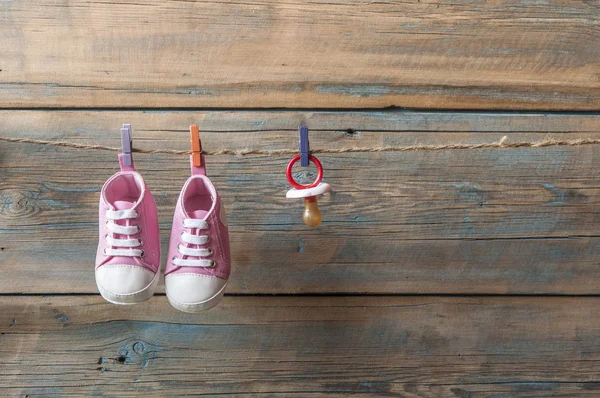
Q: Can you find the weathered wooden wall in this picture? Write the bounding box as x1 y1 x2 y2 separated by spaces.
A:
1 0 599 109
1 0 600 396
3 111 600 295
2 296 600 396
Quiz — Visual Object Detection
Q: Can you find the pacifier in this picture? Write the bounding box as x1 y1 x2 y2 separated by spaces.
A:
285 126 332 227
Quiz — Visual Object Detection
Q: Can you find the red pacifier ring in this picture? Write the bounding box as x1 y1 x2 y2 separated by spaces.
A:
286 154 324 190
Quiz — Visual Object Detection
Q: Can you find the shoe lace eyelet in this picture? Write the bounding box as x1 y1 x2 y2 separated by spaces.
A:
103 248 108 255
209 260 216 267
136 225 141 233
134 211 140 219
138 238 143 245
207 248 214 256
140 250 146 258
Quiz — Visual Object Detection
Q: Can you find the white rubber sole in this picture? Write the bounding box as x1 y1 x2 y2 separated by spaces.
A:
166 281 228 313
96 270 160 305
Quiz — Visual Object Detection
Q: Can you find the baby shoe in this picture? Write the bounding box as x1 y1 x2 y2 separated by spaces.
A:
95 125 161 304
165 126 230 312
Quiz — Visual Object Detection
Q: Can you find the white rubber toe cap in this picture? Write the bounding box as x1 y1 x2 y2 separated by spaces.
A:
96 265 158 304
165 274 227 312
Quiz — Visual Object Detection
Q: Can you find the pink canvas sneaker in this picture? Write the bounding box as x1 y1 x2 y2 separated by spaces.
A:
165 127 230 312
95 125 161 304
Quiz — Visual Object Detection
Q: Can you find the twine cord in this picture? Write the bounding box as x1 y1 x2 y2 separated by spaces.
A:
2 135 600 156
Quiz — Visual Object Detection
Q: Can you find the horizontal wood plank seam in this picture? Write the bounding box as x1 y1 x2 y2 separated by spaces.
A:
1 108 600 114
3 293 600 298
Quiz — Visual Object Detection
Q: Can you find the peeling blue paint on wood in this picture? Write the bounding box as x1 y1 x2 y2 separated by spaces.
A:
314 84 392 97
42 183 100 193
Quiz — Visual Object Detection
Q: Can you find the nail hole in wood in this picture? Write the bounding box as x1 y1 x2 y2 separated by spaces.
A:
345 128 358 136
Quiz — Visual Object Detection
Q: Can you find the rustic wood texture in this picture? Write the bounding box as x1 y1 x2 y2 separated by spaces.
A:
2 110 600 294
4 0 600 394
1 296 600 396
1 0 599 110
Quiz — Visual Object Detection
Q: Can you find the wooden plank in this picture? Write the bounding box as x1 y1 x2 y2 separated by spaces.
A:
1 0 599 110
1 296 600 396
2 110 600 294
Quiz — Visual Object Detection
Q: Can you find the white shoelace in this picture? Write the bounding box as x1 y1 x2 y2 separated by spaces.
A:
104 209 144 257
172 218 215 267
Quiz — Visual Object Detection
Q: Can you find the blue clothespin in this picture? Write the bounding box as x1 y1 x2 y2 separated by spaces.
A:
120 124 133 166
299 125 310 167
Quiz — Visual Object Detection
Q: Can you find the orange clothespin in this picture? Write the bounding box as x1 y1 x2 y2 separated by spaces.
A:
190 124 202 167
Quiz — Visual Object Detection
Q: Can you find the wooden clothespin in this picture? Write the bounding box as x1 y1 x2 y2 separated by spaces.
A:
190 124 202 167
119 124 134 170
299 125 310 167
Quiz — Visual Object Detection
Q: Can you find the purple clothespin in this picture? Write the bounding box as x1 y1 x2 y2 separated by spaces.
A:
299 125 310 167
120 124 133 167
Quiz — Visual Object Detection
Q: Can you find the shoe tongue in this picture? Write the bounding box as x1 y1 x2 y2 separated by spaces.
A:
112 200 135 210
190 209 209 220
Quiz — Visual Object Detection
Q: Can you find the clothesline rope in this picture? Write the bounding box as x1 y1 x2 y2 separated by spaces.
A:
3 136 600 155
